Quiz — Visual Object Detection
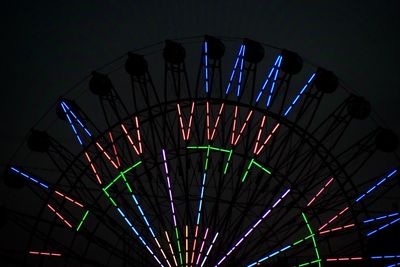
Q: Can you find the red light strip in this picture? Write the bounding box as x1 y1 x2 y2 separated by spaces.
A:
253 115 267 154
326 257 363 261
318 206 349 231
177 103 187 140
108 132 121 167
185 225 189 265
84 152 103 184
254 123 281 155
319 224 355 235
307 177 334 207
206 102 225 141
231 106 239 144
95 142 119 169
190 224 199 266
186 102 195 140
29 251 62 256
54 190 84 208
232 110 253 146
47 204 73 228
190 225 199 266
134 117 143 154
177 102 195 141
120 117 143 155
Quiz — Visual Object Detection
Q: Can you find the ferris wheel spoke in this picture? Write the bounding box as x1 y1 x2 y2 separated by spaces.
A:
225 44 245 96
5 36 400 266
200 232 219 267
162 149 184 266
254 54 282 105
102 162 165 267
215 188 291 267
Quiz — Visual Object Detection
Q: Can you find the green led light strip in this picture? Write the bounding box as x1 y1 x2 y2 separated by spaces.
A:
298 212 322 267
187 145 272 183
102 161 143 207
76 210 90 231
103 161 142 191
241 158 272 182
298 259 322 267
187 145 233 175
175 227 183 266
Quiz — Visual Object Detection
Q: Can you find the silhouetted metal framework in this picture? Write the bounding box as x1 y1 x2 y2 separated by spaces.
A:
2 36 399 267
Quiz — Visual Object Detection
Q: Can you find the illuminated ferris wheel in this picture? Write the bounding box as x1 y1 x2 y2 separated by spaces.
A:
2 36 400 267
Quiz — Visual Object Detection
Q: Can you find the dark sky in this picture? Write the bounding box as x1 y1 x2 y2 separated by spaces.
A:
1 1 399 172
1 1 400 266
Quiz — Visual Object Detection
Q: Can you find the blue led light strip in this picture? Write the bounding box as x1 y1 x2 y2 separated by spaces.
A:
266 55 283 107
120 172 172 267
363 212 400 224
10 167 91 231
196 145 210 225
103 163 164 267
187 146 211 267
283 73 316 117
246 233 314 267
367 216 400 236
61 102 92 137
371 255 400 259
355 169 398 203
318 168 398 232
60 101 109 185
387 262 400 267
236 45 246 97
214 188 291 267
255 55 282 104
225 45 245 95
61 102 84 145
248 245 292 267
204 41 209 94
115 207 164 266
10 167 49 189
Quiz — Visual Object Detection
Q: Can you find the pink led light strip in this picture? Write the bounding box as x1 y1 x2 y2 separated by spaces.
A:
84 152 103 184
120 116 143 155
177 102 195 141
254 122 281 155
307 177 334 207
195 228 209 266
47 204 73 228
95 141 119 169
54 190 84 208
326 257 363 261
190 225 199 266
108 132 121 167
29 251 62 256
318 206 349 231
230 106 253 146
319 224 355 235
206 102 225 141
200 232 219 267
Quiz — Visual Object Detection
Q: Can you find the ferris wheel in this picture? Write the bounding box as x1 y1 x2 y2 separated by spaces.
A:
2 35 399 267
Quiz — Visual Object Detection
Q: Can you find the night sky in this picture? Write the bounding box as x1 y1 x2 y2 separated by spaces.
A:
1 1 400 165
1 0 400 265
